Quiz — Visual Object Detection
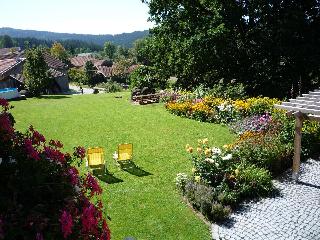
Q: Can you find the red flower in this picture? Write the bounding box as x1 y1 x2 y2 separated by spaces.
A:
44 146 65 164
60 210 73 239
49 139 63 149
35 232 43 240
84 173 102 197
81 203 99 235
0 98 9 111
31 130 46 145
73 146 86 159
68 167 79 185
100 219 111 240
24 139 40 161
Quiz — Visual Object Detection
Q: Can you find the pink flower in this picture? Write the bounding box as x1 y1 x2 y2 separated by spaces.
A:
24 139 40 161
49 139 63 149
44 146 65 164
0 98 9 111
81 203 99 235
31 130 46 145
73 146 86 159
84 173 102 196
100 219 111 240
68 167 79 185
0 114 14 136
60 210 73 239
36 232 43 240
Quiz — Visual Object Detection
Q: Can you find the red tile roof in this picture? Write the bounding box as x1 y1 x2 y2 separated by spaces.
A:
70 56 97 68
43 51 67 70
96 66 113 78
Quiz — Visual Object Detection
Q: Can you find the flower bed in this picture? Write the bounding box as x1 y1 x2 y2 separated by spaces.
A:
165 96 280 123
0 99 110 239
171 95 320 223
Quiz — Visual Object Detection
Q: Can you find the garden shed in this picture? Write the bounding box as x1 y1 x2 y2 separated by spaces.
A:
275 89 320 181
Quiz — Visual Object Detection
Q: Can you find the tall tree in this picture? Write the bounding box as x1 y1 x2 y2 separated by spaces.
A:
23 47 53 96
50 42 69 63
103 41 116 59
0 35 14 48
143 0 320 98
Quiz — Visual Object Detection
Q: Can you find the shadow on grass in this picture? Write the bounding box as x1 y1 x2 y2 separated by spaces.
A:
37 95 71 100
92 169 123 184
119 161 152 177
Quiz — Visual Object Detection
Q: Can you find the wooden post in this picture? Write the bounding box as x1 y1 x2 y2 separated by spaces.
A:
292 112 303 181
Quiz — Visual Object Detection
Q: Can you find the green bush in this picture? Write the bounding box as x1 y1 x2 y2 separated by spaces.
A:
211 203 231 223
206 82 247 100
233 133 293 174
129 65 167 90
97 81 123 93
236 164 274 198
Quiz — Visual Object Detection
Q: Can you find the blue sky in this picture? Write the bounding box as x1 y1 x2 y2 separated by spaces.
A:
0 0 153 34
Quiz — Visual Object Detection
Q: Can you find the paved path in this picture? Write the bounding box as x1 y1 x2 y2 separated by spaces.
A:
212 158 320 240
68 85 94 95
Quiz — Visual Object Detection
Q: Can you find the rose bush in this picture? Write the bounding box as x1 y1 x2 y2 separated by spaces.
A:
0 98 110 240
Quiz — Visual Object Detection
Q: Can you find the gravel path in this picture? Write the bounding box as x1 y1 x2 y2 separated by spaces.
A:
212 158 320 240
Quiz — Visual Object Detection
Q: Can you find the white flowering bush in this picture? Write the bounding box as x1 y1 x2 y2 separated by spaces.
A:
175 173 189 193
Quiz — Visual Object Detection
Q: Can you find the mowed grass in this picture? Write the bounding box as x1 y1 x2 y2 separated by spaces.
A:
11 92 235 240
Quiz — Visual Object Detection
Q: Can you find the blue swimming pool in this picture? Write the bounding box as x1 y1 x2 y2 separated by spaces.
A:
0 88 20 99
0 88 17 93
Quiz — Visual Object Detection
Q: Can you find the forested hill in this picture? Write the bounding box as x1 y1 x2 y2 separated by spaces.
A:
0 27 149 47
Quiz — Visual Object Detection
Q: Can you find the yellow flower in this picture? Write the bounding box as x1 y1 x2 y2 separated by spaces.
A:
235 169 240 176
194 175 201 183
197 147 202 154
192 167 197 173
202 138 209 145
204 148 212 156
186 147 193 153
198 139 202 144
185 144 190 150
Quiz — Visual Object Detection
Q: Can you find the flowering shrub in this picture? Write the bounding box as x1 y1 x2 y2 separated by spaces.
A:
165 96 280 123
178 139 274 222
0 98 110 240
229 113 276 135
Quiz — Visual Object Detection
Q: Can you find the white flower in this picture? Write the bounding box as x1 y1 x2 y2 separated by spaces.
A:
113 152 118 160
222 154 232 160
217 105 225 111
215 162 220 167
211 147 222 155
205 158 215 164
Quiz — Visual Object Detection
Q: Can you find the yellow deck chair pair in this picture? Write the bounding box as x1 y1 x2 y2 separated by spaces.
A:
87 144 133 172
87 147 106 174
113 143 133 168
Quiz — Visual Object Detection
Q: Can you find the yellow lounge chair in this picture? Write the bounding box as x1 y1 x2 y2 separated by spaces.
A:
87 147 105 173
113 143 133 167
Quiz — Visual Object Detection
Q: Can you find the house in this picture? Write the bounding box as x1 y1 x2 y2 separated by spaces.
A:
0 48 69 93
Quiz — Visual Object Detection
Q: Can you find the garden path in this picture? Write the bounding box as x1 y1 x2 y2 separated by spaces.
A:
212 158 320 240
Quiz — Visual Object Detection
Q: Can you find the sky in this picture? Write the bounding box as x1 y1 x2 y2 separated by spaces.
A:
0 0 154 35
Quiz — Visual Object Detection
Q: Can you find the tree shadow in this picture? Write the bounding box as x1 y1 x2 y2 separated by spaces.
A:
119 161 152 177
92 169 123 184
297 180 320 190
36 95 71 100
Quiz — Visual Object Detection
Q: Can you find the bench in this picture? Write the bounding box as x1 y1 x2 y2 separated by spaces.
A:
132 93 161 105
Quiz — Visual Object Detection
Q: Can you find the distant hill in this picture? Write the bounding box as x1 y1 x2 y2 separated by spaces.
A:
0 27 149 47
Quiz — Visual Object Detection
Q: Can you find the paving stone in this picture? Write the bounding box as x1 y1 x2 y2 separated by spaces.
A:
212 158 320 240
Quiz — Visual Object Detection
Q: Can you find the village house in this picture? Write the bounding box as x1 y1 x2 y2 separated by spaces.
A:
0 48 69 93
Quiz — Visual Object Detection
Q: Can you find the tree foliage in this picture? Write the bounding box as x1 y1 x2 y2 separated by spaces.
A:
68 68 88 87
50 42 69 63
143 0 320 98
23 47 53 96
103 41 116 59
0 35 14 48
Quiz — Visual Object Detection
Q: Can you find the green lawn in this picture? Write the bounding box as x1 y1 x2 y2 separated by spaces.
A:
11 92 235 240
